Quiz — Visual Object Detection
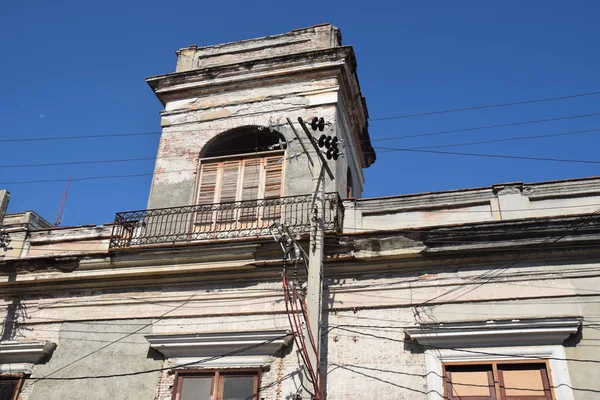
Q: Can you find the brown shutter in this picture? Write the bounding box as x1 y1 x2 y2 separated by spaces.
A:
197 163 218 205
217 160 240 222
263 156 283 221
240 158 261 221
263 156 283 198
195 162 219 226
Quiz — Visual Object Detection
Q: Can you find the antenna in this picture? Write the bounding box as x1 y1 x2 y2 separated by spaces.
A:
54 173 72 227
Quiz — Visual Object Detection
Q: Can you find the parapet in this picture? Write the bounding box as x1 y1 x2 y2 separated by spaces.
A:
175 24 341 72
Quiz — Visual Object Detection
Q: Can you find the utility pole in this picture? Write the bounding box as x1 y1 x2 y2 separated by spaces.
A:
278 117 338 399
296 117 334 399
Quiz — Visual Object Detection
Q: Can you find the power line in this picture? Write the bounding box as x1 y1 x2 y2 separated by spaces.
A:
4 125 599 170
416 207 600 309
33 293 199 381
3 150 600 186
1 90 596 145
32 334 288 381
370 111 600 142
0 131 161 143
408 127 600 150
330 325 600 365
369 91 600 121
374 146 600 164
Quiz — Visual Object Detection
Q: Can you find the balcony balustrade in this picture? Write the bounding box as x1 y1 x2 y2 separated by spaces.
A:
109 193 343 249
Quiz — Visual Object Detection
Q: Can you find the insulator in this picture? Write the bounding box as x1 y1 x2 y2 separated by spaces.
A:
318 134 327 148
332 147 340 160
331 136 339 148
318 117 325 131
325 135 332 149
326 147 334 160
311 117 319 131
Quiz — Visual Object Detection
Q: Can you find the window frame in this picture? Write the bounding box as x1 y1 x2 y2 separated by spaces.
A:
172 368 262 400
192 150 285 231
423 346 574 400
0 374 25 400
194 150 285 204
443 360 554 400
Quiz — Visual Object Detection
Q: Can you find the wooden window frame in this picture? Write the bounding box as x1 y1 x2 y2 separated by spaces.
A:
0 374 25 400
443 361 554 400
172 368 261 400
193 150 285 231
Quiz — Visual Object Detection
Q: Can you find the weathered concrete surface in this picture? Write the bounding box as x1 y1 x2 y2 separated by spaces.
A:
175 24 342 72
344 177 600 232
29 320 161 400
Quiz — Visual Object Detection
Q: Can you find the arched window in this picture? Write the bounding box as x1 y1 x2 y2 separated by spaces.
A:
194 127 286 229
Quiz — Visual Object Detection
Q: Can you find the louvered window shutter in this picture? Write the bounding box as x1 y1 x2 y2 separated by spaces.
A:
196 162 218 226
263 156 283 198
217 161 240 222
194 151 284 230
263 156 283 221
240 158 261 220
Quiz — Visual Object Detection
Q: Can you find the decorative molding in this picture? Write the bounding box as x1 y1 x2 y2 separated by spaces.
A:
145 330 291 359
405 317 581 347
0 341 56 364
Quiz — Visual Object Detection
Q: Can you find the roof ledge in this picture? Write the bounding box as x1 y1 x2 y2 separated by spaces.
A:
145 330 291 359
405 317 581 348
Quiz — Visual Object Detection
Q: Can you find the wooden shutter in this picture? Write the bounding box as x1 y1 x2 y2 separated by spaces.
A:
194 151 284 230
263 156 283 198
217 160 240 222
196 162 219 226
197 163 218 204
263 156 283 221
240 158 261 220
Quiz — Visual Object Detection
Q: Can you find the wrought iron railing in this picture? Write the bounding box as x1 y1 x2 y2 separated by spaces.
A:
109 193 344 249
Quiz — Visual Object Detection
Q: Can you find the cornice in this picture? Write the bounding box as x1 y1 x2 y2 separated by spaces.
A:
0 340 56 364
145 330 291 358
405 317 581 347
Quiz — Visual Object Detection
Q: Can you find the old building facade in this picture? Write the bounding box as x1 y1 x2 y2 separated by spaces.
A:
0 25 599 400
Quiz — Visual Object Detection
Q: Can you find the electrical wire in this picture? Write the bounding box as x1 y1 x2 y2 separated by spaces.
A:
31 333 288 381
3 126 599 170
405 127 600 150
415 207 600 309
369 90 600 121
369 111 600 142
329 325 600 365
374 146 600 164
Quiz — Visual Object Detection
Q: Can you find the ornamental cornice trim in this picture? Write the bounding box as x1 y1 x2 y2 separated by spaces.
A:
405 317 581 348
145 330 291 359
0 340 56 364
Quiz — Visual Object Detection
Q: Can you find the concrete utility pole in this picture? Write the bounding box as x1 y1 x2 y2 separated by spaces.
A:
296 117 333 399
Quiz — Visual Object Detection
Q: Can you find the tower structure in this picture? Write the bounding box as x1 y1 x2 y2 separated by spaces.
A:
145 24 375 210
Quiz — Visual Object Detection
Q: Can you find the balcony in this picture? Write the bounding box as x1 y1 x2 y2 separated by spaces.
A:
109 193 344 249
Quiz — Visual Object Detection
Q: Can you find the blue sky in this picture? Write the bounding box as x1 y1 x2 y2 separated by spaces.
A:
1 1 599 225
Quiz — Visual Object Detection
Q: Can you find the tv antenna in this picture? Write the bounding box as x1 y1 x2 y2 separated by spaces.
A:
54 173 72 227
